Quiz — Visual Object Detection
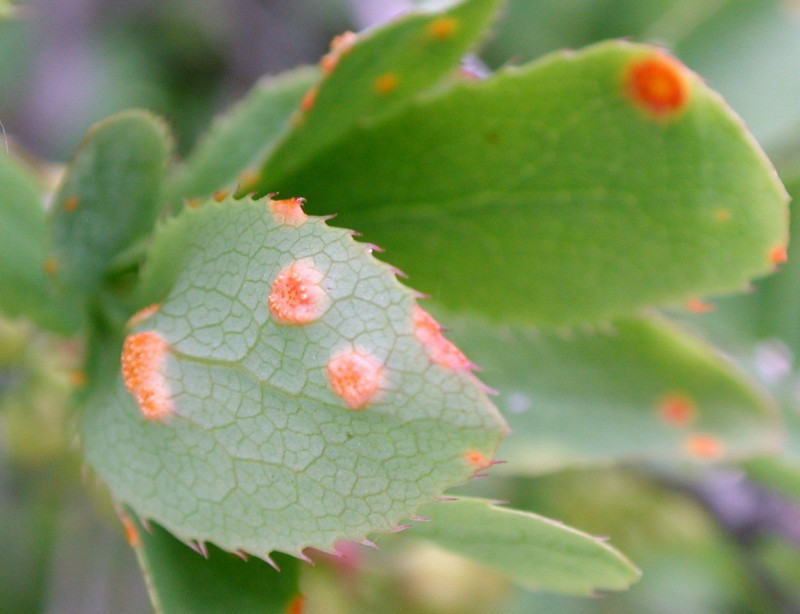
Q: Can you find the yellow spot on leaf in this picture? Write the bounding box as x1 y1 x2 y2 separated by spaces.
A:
373 73 399 95
464 449 491 472
713 208 731 222
213 189 230 202
685 298 714 314
43 257 58 275
427 16 459 40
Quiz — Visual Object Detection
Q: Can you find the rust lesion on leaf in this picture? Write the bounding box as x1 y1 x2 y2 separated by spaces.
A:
121 331 173 421
327 348 384 410
623 52 692 120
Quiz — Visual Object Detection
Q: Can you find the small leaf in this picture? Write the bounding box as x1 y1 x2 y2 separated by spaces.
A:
167 66 319 204
49 110 171 296
412 497 640 595
260 0 502 183
127 513 301 614
0 153 80 333
443 311 779 472
263 41 788 327
81 195 506 558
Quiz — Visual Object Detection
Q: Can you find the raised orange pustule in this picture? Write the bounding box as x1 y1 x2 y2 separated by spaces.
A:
658 393 696 426
413 305 473 371
686 433 724 460
126 303 160 329
427 16 459 40
464 449 492 472
327 349 383 410
625 53 691 119
268 259 328 325
373 73 399 95
770 245 788 265
121 331 173 421
321 31 357 75
269 197 308 226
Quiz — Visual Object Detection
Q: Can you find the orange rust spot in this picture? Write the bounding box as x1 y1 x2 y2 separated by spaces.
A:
413 305 473 371
126 303 160 329
213 189 230 202
373 73 399 95
121 331 173 421
685 298 714 314
300 86 319 113
658 393 696 426
268 259 328 325
285 595 305 614
119 512 142 548
686 433 724 460
464 449 492 472
64 196 79 212
427 16 459 40
713 208 731 222
43 257 58 275
321 31 357 74
269 197 308 226
625 53 691 119
770 245 788 265
327 349 383 410
238 169 261 193
69 370 87 387
185 198 201 209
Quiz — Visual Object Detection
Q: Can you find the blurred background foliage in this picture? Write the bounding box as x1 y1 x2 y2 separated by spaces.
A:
2 0 800 612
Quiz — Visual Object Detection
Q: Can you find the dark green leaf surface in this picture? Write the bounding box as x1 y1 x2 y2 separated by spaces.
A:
81 195 506 558
167 66 319 204
130 515 300 614
0 154 79 333
413 497 640 595
444 312 778 472
261 0 501 183
49 110 171 296
262 41 788 327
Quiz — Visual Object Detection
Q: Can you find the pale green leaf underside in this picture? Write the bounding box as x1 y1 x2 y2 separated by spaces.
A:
262 41 788 327
50 110 171 296
166 66 319 205
413 497 640 595
0 154 79 333
81 196 506 557
131 515 300 614
443 312 778 473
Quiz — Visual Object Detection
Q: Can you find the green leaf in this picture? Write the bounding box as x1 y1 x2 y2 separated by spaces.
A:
49 110 171 296
80 194 506 558
443 311 779 472
128 514 301 614
166 66 319 205
262 41 788 327
260 0 502 183
412 497 640 595
0 154 80 333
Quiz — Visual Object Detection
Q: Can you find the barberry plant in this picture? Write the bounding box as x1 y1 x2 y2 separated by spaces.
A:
0 0 795 612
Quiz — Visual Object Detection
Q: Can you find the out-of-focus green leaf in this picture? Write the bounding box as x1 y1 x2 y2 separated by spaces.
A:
263 41 788 327
411 497 640 595
167 66 319 204
443 311 778 472
0 154 79 333
130 515 301 614
49 110 171 296
81 195 506 559
260 0 502 183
